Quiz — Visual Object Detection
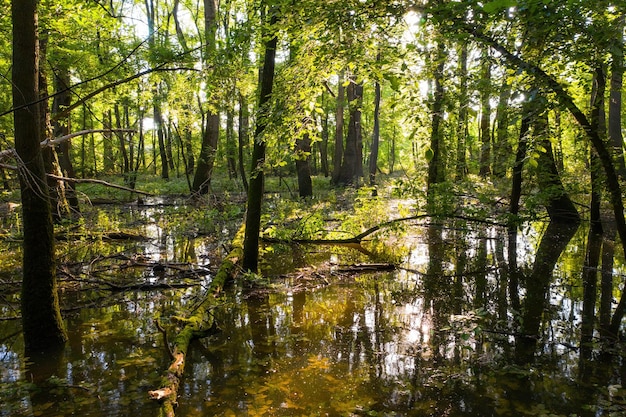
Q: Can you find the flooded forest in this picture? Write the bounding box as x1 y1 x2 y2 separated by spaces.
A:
2 1 626 416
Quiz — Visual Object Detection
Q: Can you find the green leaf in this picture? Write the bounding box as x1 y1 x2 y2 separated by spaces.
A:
425 147 434 162
483 0 517 14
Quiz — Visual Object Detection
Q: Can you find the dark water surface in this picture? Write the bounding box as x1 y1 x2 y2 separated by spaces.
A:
1 202 626 416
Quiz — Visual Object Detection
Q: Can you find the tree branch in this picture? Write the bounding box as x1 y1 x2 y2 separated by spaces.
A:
46 174 153 196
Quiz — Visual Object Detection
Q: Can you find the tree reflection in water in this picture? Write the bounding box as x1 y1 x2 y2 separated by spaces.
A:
2 205 626 416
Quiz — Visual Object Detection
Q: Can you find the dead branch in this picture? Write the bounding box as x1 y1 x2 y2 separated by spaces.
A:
336 263 396 273
0 129 136 162
47 174 153 196
149 225 245 417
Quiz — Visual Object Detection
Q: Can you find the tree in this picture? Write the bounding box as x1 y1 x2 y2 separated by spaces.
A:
12 0 67 353
191 0 220 195
242 3 278 273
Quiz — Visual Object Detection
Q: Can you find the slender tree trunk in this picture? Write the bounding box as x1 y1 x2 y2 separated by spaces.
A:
479 47 492 177
609 14 626 179
455 44 468 180
331 71 345 184
154 99 169 180
103 110 114 172
238 93 249 192
508 94 534 313
114 104 130 175
226 107 237 179
52 68 79 213
192 0 220 194
39 31 69 221
242 5 278 272
336 80 363 185
369 76 381 193
319 108 329 177
427 41 445 199
493 74 511 178
295 132 313 198
12 0 67 352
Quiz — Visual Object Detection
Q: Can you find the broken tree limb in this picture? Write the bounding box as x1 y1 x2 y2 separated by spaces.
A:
149 224 245 417
46 174 153 196
0 129 136 161
262 214 431 246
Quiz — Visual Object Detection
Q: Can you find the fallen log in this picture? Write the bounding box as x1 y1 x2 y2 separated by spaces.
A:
148 224 245 417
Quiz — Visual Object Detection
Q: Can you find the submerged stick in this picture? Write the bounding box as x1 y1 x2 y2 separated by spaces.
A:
148 224 245 417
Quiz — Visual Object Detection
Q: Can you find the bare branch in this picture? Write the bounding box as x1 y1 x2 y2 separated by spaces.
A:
46 174 154 196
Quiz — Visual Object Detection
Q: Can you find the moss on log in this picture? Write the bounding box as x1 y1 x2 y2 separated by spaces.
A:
148 224 245 417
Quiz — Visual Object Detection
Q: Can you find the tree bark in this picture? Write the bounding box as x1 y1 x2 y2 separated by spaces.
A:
52 67 80 213
12 0 67 353
427 41 445 198
242 5 278 272
295 132 313 198
336 80 363 185
609 14 626 179
478 47 492 177
455 44 468 180
192 0 220 195
238 93 249 192
369 76 381 192
331 71 345 184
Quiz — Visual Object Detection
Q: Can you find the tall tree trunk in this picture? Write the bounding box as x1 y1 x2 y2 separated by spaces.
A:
114 104 130 175
154 98 169 180
52 68 79 213
331 71 345 184
508 93 535 313
295 131 313 198
336 80 363 185
427 41 445 199
238 93 249 192
226 107 237 179
478 47 492 177
493 74 511 178
368 76 381 193
455 44 468 180
39 30 69 221
319 105 329 177
192 0 220 195
609 14 626 180
581 63 605 348
242 5 277 272
12 0 67 352
103 110 114 173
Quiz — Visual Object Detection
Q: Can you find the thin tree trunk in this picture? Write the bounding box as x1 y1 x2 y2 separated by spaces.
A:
369 77 381 193
337 80 363 185
238 93 249 192
242 5 278 272
493 74 511 178
295 132 313 198
331 71 345 184
226 107 237 179
455 44 468 180
103 110 114 172
12 0 67 352
479 47 492 177
192 0 220 194
508 94 534 313
52 68 79 213
427 41 445 198
609 14 626 179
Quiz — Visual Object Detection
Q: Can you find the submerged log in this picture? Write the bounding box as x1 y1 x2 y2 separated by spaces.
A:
148 224 245 417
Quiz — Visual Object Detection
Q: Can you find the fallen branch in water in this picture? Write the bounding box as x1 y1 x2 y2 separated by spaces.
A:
148 224 245 417
336 263 396 273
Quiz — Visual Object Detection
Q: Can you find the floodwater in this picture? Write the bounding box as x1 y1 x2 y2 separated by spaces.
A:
1 200 626 416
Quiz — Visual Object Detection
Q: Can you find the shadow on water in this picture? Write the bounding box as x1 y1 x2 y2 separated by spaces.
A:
2 202 626 415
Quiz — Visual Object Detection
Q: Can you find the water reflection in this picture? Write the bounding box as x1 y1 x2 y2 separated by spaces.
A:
1 203 626 415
